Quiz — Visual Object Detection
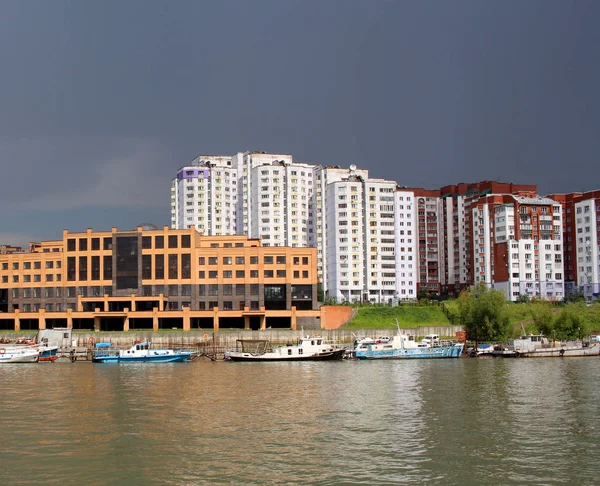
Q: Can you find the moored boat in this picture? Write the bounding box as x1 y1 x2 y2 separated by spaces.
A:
490 334 600 358
354 321 463 359
0 346 40 363
226 336 345 361
92 342 195 363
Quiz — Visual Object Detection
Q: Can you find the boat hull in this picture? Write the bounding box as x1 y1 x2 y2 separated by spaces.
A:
356 345 463 360
228 349 346 362
92 353 193 363
0 353 40 363
493 345 600 358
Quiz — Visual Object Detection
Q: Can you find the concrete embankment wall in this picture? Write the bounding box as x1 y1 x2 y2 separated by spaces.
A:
21 326 461 348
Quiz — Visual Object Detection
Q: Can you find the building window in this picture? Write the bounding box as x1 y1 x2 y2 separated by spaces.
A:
236 270 245 278
103 237 112 250
250 301 259 310
250 284 259 295
67 257 76 281
302 257 309 265
294 257 300 265
264 256 273 264
67 239 76 251
223 284 232 295
209 271 218 279
168 254 178 279
155 236 164 249
181 254 191 279
208 301 218 310
154 254 164 279
223 257 232 265
168 235 178 248
223 301 233 310
142 255 152 280
276 256 286 264
250 270 259 278
91 238 100 251
168 285 178 296
181 235 191 248
91 256 100 280
199 284 206 296
264 270 273 278
209 257 218 265
142 236 152 249
277 270 286 278
236 256 245 265
236 285 245 296
250 256 258 264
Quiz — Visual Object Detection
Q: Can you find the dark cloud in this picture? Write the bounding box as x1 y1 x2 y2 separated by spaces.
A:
0 0 598 245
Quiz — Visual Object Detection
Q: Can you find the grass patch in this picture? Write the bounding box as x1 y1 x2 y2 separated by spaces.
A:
344 305 451 329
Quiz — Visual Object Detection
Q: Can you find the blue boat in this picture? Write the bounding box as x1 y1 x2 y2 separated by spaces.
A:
354 322 463 359
92 342 195 363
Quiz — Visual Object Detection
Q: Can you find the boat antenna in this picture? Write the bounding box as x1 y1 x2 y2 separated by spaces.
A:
395 318 401 334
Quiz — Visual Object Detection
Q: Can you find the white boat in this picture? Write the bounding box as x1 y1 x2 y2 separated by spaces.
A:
0 346 40 363
491 334 600 358
226 336 345 361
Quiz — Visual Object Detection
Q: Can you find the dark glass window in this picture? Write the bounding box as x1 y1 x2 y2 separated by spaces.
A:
198 301 206 310
67 257 76 281
155 285 164 295
264 270 273 278
223 271 232 278
277 270 286 278
302 257 309 265
294 271 300 278
168 235 178 248
115 236 138 290
209 257 218 265
223 243 232 248
168 285 178 296
181 254 191 279
168 254 178 279
199 257 205 265
236 285 245 296
264 256 273 264
250 256 258 264
223 301 233 310
199 271 205 278
142 236 152 249
142 255 152 280
250 301 259 310
34 261 41 269
264 285 285 300
142 286 152 296
291 285 312 300
235 256 245 264
223 284 232 295
250 284 259 295
208 284 219 296
210 243 219 248
250 270 259 278
236 270 245 278
235 243 243 247
181 284 191 296
155 255 164 279
104 286 112 296
79 238 87 251
303 271 309 278
293 257 300 265
223 257 232 265
208 301 218 310
91 238 100 251
198 284 206 296
181 235 190 248
276 256 286 264
209 271 218 278
155 236 164 249
67 239 76 251
103 237 112 250
91 256 100 280
67 287 77 297
103 255 112 280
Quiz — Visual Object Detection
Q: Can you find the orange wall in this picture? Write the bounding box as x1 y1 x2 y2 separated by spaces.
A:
320 306 354 330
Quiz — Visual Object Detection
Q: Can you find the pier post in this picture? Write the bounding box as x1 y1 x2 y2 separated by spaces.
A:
244 312 250 330
152 308 159 331
38 308 46 330
213 306 219 331
14 309 20 332
183 306 190 331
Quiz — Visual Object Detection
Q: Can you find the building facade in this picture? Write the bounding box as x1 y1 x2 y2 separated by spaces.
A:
0 226 319 332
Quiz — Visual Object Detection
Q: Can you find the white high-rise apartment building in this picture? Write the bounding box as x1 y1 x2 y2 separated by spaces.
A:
173 151 420 302
574 195 600 300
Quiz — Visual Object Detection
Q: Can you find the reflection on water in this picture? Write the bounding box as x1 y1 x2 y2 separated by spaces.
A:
1 358 599 485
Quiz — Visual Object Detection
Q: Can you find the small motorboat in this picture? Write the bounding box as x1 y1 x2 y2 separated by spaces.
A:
0 346 40 363
92 342 195 363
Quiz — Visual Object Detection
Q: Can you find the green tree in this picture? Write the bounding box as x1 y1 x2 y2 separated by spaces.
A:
458 282 509 341
317 283 324 302
553 307 584 340
529 301 554 336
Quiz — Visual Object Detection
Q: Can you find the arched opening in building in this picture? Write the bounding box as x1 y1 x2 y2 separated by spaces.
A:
19 319 39 331
158 317 183 330
0 319 15 331
265 316 292 329
129 318 153 330
72 318 95 331
101 318 125 332
45 318 68 329
218 317 245 329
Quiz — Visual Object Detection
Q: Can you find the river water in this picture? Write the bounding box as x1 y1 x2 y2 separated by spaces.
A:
1 357 599 485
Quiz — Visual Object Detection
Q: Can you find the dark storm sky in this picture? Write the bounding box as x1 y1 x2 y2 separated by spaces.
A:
1 0 599 246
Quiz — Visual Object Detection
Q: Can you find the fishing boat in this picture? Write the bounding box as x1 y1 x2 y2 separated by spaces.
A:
226 335 345 361
354 321 463 359
0 346 40 363
490 334 600 358
92 342 195 363
8 341 59 361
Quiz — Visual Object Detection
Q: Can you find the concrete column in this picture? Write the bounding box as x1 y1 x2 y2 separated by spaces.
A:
94 310 101 332
213 306 219 331
183 306 190 331
244 315 250 330
153 308 159 331
104 295 109 312
66 308 73 329
260 315 266 331
77 295 83 312
290 306 296 331
159 294 164 311
38 308 47 330
123 309 130 332
131 296 136 312
14 309 20 332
